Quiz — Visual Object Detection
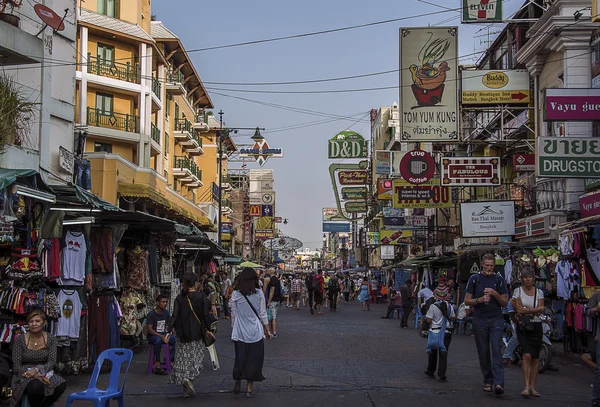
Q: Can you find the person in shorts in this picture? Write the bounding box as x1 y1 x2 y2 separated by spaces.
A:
266 268 282 338
291 273 302 310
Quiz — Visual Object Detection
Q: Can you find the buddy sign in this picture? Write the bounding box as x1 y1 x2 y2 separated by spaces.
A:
328 131 368 159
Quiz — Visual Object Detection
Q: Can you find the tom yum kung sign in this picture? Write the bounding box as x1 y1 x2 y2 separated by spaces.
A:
537 137 600 178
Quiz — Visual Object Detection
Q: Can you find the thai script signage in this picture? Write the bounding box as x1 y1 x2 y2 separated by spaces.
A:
462 0 503 23
460 201 515 238
537 137 600 178
328 131 368 159
513 153 535 172
441 157 501 186
400 27 459 141
322 208 344 222
461 69 530 104
338 170 368 185
544 88 600 121
375 150 392 174
345 202 367 213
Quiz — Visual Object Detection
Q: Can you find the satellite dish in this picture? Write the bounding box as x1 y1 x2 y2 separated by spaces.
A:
34 4 65 31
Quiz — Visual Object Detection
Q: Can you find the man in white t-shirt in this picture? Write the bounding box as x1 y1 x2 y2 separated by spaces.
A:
424 301 456 382
418 286 434 312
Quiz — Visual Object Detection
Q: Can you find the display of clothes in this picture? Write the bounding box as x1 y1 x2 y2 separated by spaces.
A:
159 257 173 284
88 294 121 364
90 228 114 273
125 247 149 291
55 289 83 340
60 230 87 285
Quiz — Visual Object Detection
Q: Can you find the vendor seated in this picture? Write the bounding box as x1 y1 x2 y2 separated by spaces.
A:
12 309 66 407
147 295 176 375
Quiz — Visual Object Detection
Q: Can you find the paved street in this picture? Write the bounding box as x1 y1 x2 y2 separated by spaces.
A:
63 301 591 406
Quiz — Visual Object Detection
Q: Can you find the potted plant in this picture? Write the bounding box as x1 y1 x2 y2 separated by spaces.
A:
0 0 23 27
0 73 36 150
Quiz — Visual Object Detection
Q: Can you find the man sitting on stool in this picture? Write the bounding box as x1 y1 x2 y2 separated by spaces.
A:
147 295 176 375
381 290 403 319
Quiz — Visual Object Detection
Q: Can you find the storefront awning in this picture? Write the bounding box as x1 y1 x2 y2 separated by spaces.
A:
50 184 120 211
118 183 214 229
0 169 53 193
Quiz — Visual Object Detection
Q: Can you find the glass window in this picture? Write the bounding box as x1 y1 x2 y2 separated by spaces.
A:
98 0 119 18
95 93 113 115
164 170 168 180
97 43 115 64
166 96 171 117
164 132 169 154
94 142 112 153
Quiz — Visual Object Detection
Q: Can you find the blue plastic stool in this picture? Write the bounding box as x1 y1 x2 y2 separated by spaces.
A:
414 306 423 329
65 348 133 407
393 307 403 319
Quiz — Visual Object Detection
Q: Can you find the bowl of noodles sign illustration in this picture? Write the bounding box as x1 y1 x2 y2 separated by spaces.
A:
409 35 451 108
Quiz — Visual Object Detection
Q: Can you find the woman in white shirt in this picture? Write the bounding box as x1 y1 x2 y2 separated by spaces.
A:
230 268 272 397
512 269 544 398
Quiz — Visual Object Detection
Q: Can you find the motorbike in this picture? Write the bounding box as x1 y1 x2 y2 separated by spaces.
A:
502 312 554 373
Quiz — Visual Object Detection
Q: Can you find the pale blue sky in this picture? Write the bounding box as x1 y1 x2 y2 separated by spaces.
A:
152 0 522 249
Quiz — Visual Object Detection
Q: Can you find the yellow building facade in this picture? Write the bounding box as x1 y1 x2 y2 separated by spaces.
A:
75 0 218 229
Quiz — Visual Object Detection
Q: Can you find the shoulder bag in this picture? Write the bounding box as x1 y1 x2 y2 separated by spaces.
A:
242 293 262 322
186 295 216 347
516 287 536 333
426 304 448 354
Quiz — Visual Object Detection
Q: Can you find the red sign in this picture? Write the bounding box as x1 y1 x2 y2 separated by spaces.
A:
545 88 600 121
249 205 261 217
274 217 283 223
441 157 501 186
399 150 435 185
512 154 535 172
338 171 368 185
34 4 65 31
580 190 600 218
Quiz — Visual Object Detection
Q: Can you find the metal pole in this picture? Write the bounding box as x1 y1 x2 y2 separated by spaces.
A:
218 110 224 247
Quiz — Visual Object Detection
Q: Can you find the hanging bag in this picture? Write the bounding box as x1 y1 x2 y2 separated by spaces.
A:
516 287 537 333
186 296 216 347
426 305 448 354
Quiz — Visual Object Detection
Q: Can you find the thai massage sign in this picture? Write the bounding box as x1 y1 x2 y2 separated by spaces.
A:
537 137 600 178
338 171 368 185
545 88 600 121
328 131 368 159
400 27 459 141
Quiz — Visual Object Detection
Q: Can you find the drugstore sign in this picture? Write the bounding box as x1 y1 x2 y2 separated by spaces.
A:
537 137 600 178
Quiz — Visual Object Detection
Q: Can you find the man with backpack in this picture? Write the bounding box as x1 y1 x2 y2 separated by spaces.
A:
306 271 317 315
424 296 456 382
464 253 509 396
328 274 341 312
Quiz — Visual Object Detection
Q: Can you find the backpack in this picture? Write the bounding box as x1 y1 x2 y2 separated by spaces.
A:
329 277 339 293
470 272 505 298
306 275 318 291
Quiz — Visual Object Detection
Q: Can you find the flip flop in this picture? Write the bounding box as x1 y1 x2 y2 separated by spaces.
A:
483 384 492 392
521 388 530 398
494 385 504 395
530 389 541 397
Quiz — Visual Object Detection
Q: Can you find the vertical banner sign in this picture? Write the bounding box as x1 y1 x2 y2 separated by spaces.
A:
400 27 459 141
375 151 391 175
462 0 503 23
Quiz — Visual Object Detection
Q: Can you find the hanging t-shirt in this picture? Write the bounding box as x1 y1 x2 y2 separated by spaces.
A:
61 231 87 283
56 290 82 339
588 249 600 282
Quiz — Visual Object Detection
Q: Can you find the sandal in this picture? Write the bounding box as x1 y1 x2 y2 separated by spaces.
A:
483 384 492 392
521 388 530 398
530 389 541 397
494 385 504 395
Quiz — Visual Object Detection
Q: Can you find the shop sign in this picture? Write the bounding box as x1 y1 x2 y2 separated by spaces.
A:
515 216 546 239
221 222 233 234
338 170 368 185
585 178 600 191
400 27 459 141
367 232 380 246
461 69 529 104
342 187 367 201
394 182 451 209
243 222 252 245
323 222 350 233
328 131 368 159
380 245 395 260
512 153 535 172
537 137 600 178
441 157 501 186
261 192 275 204
379 230 413 245
399 150 435 184
322 207 344 222
345 202 367 213
383 207 403 217
377 179 394 200
460 201 515 238
249 205 261 217
545 89 600 121
59 146 74 174
580 190 600 218
239 138 283 167
375 150 391 174
255 230 274 240
383 215 428 229
261 205 273 217
462 0 503 23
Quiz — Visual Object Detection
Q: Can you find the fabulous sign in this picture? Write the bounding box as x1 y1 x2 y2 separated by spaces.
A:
441 157 501 186
399 27 459 141
537 137 600 178
328 131 368 159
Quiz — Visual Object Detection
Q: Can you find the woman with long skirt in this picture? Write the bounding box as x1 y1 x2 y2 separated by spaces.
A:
230 267 272 396
168 272 211 397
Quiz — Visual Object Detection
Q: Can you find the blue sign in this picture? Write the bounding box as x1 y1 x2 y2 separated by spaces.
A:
261 205 273 217
323 222 350 233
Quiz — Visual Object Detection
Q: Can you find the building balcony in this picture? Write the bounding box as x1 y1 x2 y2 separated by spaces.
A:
150 123 161 154
174 118 203 154
537 178 567 212
173 155 202 187
193 115 209 133
87 54 140 84
151 76 162 100
166 70 185 95
87 107 139 134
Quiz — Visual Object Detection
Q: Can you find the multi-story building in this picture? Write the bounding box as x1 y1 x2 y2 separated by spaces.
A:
0 0 77 183
75 1 216 229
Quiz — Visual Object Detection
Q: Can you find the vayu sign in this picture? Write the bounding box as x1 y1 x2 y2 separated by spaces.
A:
328 131 368 159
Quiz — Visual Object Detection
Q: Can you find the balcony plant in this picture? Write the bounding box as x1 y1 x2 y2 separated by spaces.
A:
0 0 23 27
0 73 36 149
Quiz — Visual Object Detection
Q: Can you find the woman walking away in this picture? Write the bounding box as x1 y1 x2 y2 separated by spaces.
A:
358 277 371 311
230 267 272 397
169 272 211 397
11 310 66 407
512 269 544 398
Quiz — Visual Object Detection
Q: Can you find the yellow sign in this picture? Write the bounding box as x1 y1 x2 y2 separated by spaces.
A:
393 183 452 209
379 230 413 245
256 216 274 230
461 69 530 105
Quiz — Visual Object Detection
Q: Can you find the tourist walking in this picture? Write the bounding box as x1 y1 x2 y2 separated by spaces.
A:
230 267 272 397
266 269 282 338
306 271 316 314
464 253 509 395
358 277 371 311
399 280 413 328
291 274 302 310
342 275 352 304
313 272 325 315
424 298 456 382
328 274 340 312
512 269 544 398
169 272 211 397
